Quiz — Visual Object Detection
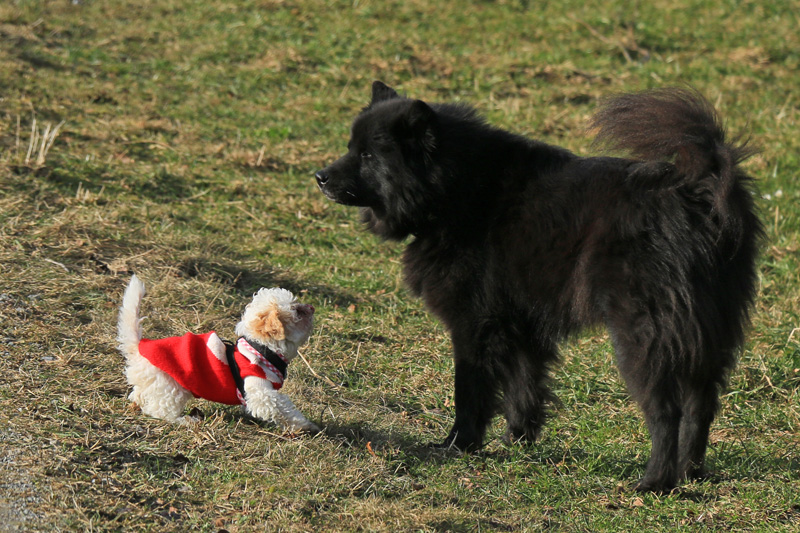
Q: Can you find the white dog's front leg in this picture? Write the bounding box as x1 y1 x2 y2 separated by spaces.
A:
242 377 320 434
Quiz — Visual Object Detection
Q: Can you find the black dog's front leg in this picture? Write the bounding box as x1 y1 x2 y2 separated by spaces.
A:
439 336 499 452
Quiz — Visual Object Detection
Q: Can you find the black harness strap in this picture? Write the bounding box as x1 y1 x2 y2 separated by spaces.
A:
223 340 246 400
240 337 288 381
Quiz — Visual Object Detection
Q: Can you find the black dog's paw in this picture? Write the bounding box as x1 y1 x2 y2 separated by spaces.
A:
428 429 483 453
633 477 676 494
427 440 480 453
502 426 540 446
427 440 461 452
684 465 709 482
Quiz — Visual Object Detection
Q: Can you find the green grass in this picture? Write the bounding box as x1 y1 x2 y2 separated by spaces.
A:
1 0 799 531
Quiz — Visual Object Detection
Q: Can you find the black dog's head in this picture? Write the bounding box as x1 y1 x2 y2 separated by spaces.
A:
316 81 441 240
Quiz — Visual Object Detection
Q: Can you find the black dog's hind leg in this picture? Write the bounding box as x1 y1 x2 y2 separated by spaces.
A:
612 322 682 492
633 378 682 492
500 343 557 445
677 377 721 481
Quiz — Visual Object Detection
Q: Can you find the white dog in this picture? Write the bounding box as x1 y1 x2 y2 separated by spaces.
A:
117 275 319 433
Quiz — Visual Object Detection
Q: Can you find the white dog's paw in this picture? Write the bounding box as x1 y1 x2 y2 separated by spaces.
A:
286 420 320 435
175 415 202 426
302 421 321 434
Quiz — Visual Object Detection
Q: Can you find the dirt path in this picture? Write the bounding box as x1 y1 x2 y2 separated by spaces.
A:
0 427 45 532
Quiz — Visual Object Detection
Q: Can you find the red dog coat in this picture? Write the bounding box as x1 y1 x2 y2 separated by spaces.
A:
138 332 283 405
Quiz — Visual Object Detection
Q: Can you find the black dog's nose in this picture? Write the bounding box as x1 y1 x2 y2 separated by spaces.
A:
315 170 329 186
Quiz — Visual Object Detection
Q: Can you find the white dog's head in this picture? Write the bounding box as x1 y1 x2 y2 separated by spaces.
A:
235 288 314 360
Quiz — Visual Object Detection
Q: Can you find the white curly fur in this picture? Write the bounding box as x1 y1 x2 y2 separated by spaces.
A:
117 275 319 433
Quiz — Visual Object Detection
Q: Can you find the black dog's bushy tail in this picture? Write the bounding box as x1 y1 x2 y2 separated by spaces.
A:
591 88 756 214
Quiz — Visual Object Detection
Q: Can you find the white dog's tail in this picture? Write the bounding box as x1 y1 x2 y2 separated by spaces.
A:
117 275 146 357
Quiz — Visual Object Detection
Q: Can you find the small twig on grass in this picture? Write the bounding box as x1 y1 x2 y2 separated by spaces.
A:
15 115 21 157
233 204 267 226
187 189 211 201
297 349 340 389
755 352 776 391
787 327 800 345
22 116 66 167
25 118 37 163
119 139 176 151
198 285 228 328
570 16 633 63
352 342 361 371
41 121 65 164
43 258 70 272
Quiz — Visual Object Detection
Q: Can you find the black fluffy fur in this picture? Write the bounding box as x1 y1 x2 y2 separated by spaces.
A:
316 82 762 492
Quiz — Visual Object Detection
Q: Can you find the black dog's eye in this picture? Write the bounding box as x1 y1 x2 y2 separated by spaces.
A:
361 152 372 160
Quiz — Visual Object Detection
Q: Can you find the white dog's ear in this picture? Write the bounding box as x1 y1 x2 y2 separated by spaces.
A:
254 306 285 341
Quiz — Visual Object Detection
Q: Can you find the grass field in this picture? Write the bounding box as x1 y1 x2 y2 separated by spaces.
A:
1 0 799 531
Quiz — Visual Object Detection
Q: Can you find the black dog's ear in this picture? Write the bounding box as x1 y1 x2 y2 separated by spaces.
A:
400 100 437 151
371 81 400 105
406 100 434 130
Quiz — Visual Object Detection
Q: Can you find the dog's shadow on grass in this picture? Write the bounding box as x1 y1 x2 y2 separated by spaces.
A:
318 422 800 500
59 434 194 486
316 421 633 475
319 422 468 464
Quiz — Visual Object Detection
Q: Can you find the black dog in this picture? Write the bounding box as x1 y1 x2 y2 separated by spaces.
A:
316 81 762 491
